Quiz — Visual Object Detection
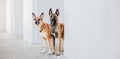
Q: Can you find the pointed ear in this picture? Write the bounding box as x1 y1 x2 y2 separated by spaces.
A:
40 12 44 18
32 12 36 20
55 9 59 16
49 8 52 15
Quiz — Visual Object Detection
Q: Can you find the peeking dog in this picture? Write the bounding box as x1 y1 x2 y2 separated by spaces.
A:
49 8 64 56
32 12 55 54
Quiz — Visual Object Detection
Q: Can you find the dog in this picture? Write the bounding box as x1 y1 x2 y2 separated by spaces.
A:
32 12 55 54
49 8 64 56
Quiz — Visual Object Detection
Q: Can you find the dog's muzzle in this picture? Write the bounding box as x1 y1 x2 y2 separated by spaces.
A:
50 19 56 26
35 21 40 25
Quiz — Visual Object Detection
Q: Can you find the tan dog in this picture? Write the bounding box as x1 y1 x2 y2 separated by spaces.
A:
49 8 64 56
32 12 55 54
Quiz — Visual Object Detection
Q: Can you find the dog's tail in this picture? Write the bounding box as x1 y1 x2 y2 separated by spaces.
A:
51 33 55 48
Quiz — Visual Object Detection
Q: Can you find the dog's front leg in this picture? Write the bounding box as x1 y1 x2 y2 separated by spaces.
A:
47 38 52 54
41 38 46 54
51 37 55 54
57 38 62 56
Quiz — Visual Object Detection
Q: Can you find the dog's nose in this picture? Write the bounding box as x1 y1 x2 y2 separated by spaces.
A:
35 22 37 24
35 21 39 25
51 22 53 25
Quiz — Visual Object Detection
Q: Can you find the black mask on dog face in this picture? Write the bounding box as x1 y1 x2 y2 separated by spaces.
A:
50 15 57 26
49 8 59 26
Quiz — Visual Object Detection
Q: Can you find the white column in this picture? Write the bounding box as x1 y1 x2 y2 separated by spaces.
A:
0 0 2 32
11 0 15 35
11 0 23 35
0 0 6 33
6 0 11 34
23 0 32 43
1 0 6 33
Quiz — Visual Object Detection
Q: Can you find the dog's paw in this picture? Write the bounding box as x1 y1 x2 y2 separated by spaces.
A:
41 49 46 54
41 51 46 54
52 52 55 55
47 50 52 55
61 50 64 52
56 54 60 56
52 50 55 55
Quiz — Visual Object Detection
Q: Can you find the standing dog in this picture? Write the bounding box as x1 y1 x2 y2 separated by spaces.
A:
32 12 55 54
49 8 64 56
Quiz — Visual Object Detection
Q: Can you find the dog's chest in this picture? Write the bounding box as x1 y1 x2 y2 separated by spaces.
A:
51 25 57 33
40 32 47 37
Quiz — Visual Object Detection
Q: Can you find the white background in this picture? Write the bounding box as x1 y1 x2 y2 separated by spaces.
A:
64 0 120 59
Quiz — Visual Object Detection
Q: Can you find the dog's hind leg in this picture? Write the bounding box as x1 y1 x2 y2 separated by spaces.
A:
61 38 64 53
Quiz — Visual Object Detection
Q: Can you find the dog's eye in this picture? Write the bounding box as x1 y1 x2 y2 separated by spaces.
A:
34 19 36 20
38 19 40 20
50 15 52 18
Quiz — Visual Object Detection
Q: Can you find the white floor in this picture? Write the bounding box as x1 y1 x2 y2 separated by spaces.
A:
0 33 68 59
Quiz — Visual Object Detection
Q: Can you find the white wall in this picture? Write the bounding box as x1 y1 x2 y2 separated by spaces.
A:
32 0 64 44
64 0 120 59
0 0 6 33
23 0 32 43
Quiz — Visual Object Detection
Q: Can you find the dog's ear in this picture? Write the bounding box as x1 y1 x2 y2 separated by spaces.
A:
55 9 59 16
49 8 52 15
40 12 44 18
32 12 36 20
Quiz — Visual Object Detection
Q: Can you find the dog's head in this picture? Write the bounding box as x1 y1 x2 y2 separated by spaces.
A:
49 8 59 26
32 12 44 25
